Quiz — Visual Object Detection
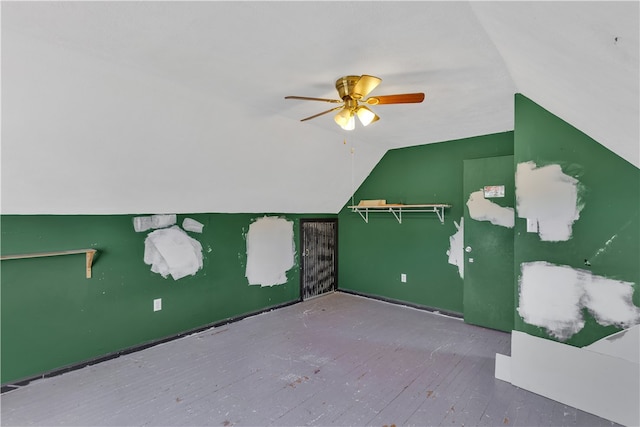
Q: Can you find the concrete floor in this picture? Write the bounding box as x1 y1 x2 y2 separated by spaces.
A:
0 292 619 426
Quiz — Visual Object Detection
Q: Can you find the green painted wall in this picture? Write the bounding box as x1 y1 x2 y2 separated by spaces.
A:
338 132 514 313
1 213 333 384
513 94 640 346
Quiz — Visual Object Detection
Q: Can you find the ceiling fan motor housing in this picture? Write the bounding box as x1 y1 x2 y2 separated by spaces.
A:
335 76 362 100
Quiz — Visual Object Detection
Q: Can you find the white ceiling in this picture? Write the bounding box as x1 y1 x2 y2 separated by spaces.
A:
1 1 638 214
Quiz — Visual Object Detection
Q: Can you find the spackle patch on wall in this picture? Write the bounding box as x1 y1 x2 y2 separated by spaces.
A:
182 217 204 233
446 218 465 279
516 162 583 241
518 261 640 341
466 190 514 228
517 262 586 340
144 226 203 280
245 216 295 287
133 214 177 232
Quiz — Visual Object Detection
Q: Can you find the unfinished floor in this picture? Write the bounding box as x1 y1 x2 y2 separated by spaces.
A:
0 292 619 426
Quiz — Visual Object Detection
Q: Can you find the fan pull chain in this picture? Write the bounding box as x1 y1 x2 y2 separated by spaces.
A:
351 145 356 208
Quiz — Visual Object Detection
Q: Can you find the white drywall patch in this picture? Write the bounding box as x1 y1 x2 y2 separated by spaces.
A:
182 218 204 233
144 226 203 280
518 261 640 340
583 278 640 328
466 190 514 228
133 214 177 232
245 216 295 287
446 218 465 279
515 162 583 241
518 262 586 340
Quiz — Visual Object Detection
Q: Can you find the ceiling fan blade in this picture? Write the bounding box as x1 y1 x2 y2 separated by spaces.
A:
285 96 342 103
352 75 382 99
364 93 425 105
300 105 345 122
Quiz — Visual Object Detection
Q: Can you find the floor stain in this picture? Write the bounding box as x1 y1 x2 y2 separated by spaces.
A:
426 390 434 398
503 417 509 424
222 421 231 426
288 376 309 388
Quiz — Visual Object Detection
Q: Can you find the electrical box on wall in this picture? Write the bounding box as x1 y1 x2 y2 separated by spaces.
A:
153 298 162 312
401 274 407 283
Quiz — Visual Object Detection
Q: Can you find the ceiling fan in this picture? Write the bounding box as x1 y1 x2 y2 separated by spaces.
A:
285 75 425 130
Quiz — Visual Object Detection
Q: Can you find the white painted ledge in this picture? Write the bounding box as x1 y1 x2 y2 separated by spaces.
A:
495 331 639 427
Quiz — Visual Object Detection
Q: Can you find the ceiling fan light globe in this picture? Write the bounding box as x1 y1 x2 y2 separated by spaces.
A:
334 108 353 127
337 114 355 131
356 106 379 126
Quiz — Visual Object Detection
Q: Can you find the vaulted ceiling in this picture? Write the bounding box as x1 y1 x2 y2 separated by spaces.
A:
2 1 638 214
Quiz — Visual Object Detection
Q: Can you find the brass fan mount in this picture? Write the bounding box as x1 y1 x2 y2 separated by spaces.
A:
335 75 363 100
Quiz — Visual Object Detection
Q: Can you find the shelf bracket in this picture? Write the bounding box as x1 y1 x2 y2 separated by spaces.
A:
389 207 402 224
85 250 96 278
352 207 369 223
435 206 445 224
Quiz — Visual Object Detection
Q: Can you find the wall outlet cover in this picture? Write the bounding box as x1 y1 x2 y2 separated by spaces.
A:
153 298 162 312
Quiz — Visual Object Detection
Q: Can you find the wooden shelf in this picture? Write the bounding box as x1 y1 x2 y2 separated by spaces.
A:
347 203 451 224
0 249 97 278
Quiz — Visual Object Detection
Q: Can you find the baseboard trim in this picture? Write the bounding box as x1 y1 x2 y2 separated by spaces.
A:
337 289 463 319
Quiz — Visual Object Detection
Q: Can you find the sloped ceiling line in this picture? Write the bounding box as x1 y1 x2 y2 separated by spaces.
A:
471 1 639 168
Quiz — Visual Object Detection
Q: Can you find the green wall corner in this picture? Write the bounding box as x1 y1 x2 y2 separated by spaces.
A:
338 132 514 314
513 94 640 347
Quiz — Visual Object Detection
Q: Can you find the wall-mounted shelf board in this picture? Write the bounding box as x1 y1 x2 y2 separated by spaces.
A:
347 203 452 224
0 249 97 278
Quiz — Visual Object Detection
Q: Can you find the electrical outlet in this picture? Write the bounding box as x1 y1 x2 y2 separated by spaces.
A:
401 273 407 283
153 298 162 312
